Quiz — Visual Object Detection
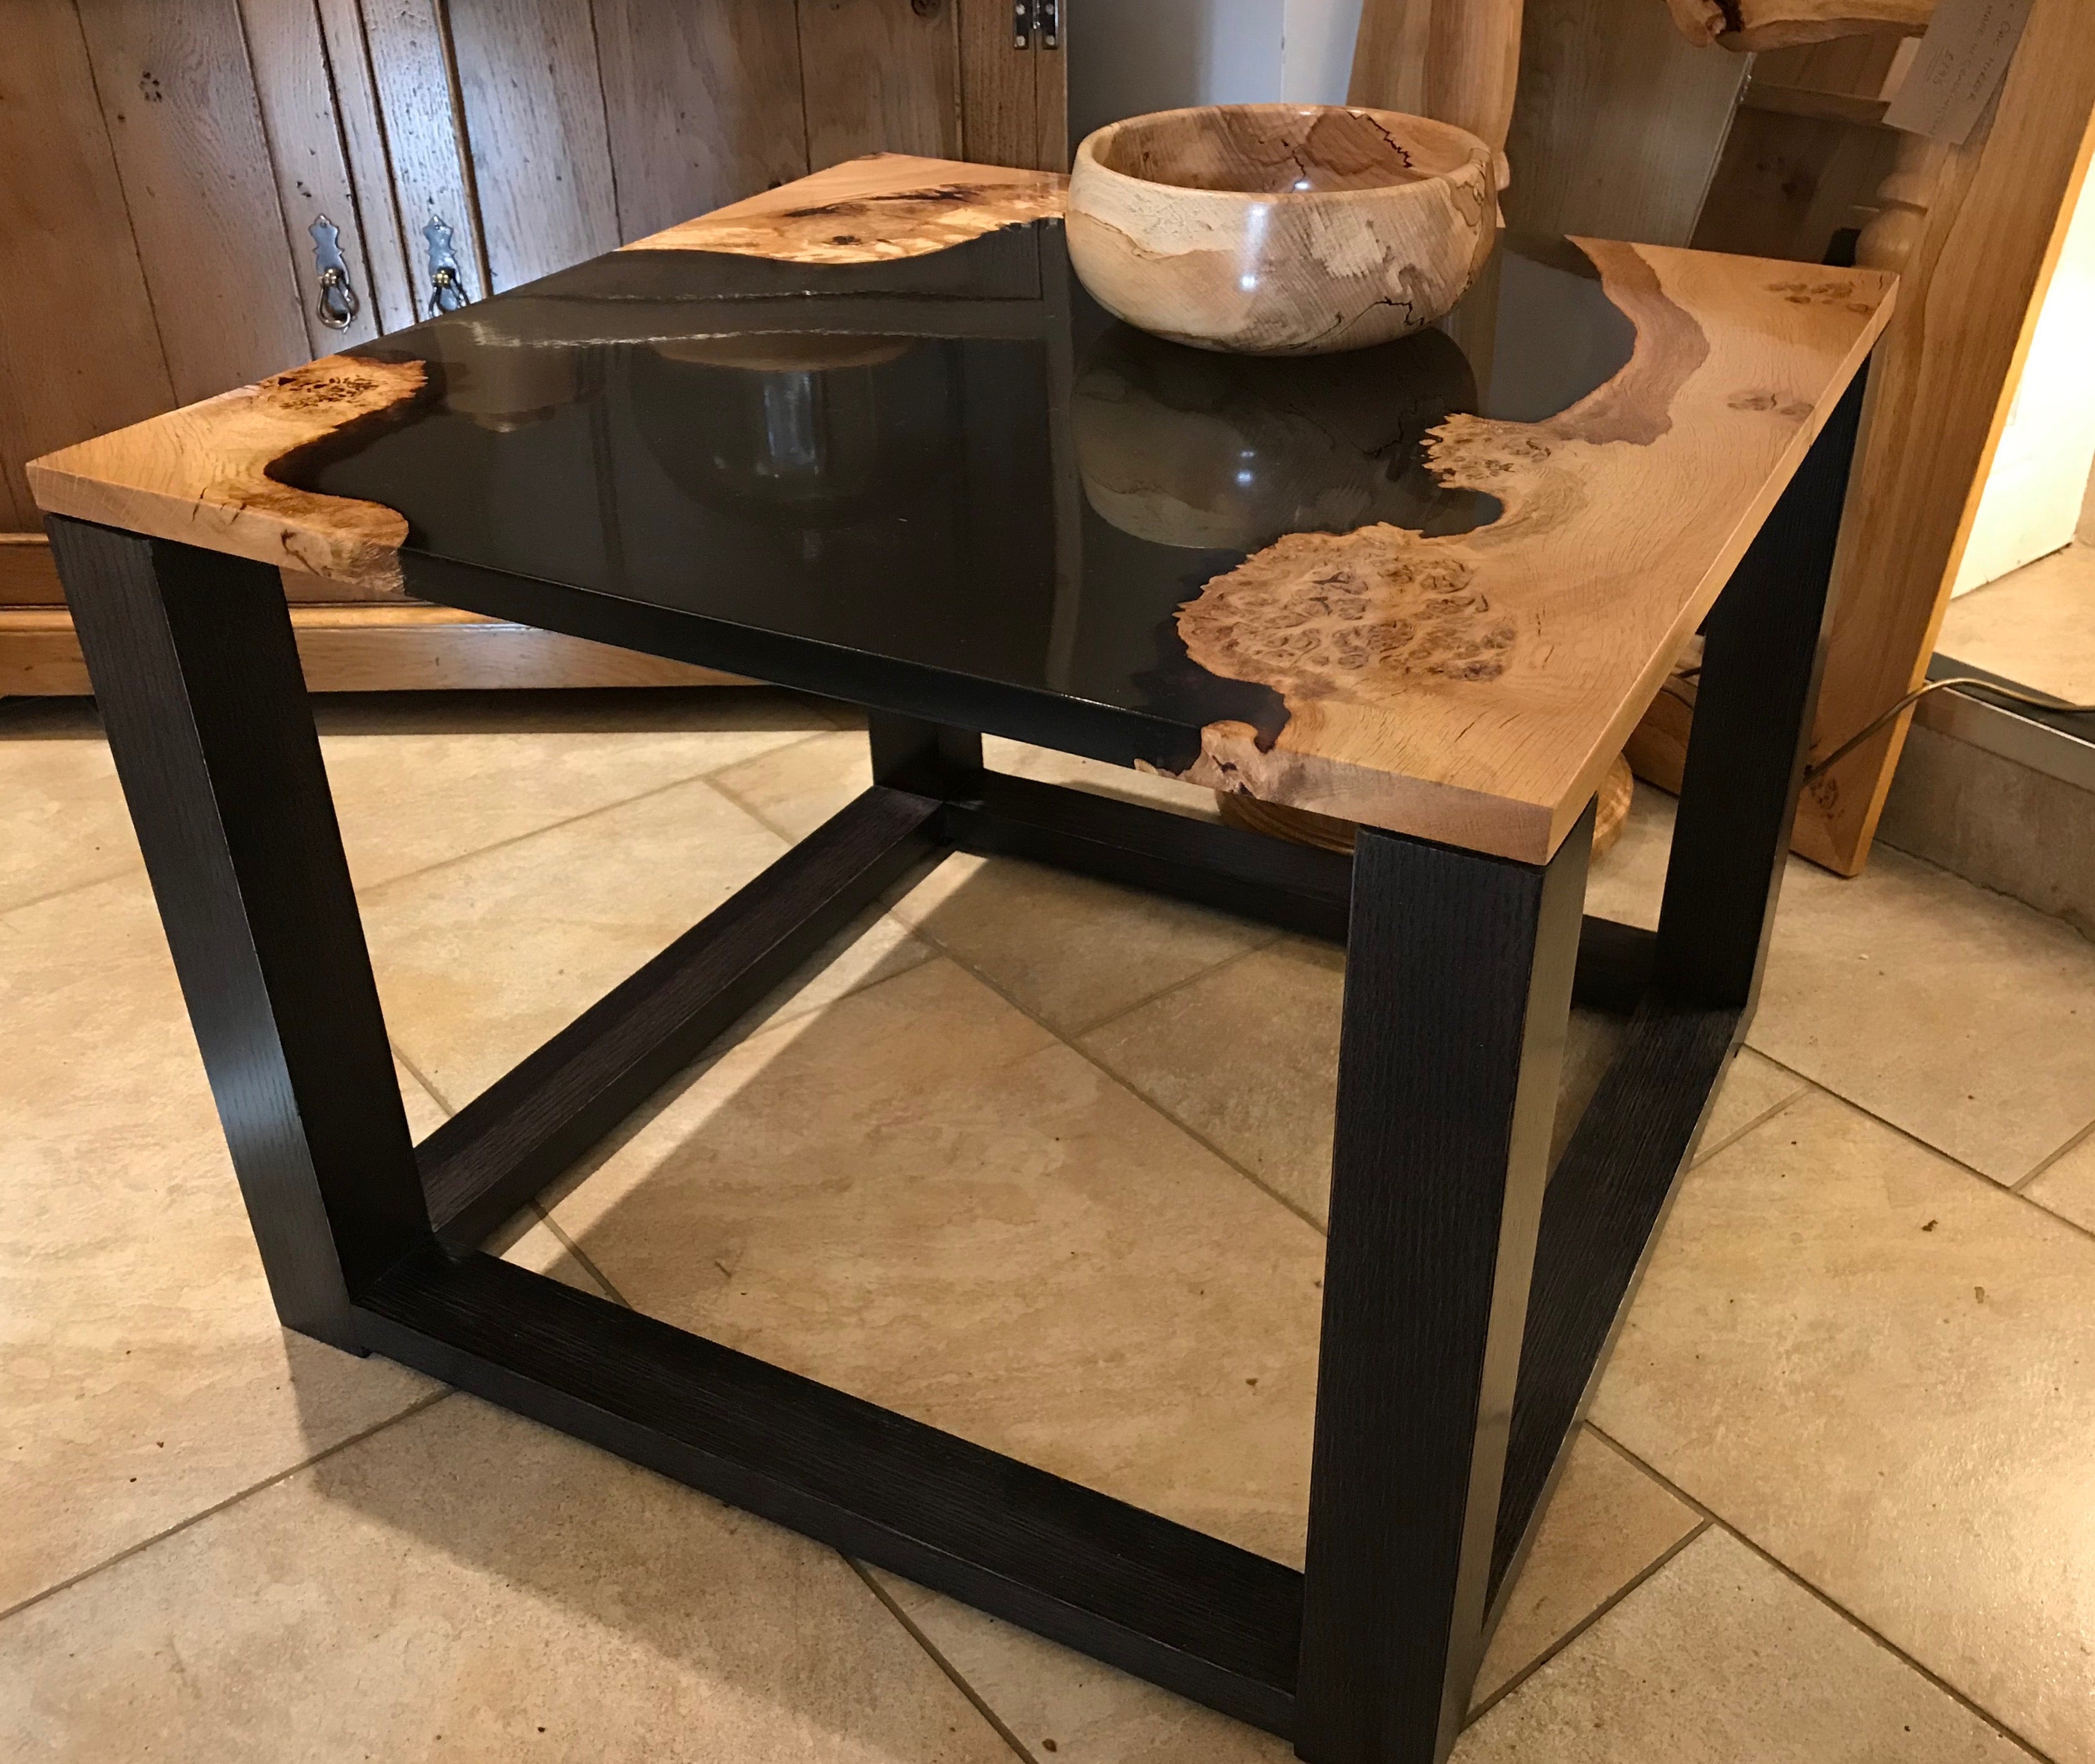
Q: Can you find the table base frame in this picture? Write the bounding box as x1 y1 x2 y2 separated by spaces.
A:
44 372 1863 1764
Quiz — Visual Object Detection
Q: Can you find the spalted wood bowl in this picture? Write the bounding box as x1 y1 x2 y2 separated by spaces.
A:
1068 104 1503 357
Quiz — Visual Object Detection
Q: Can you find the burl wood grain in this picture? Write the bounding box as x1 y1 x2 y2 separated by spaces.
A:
1150 242 1894 861
625 152 1066 264
1067 106 1501 356
26 357 427 593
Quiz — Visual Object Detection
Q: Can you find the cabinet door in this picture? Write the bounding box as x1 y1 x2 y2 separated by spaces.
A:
594 0 810 241
960 0 1067 170
797 0 963 168
0 0 175 528
71 0 314 403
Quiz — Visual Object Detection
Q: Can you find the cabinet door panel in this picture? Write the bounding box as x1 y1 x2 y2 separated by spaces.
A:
797 0 962 168
73 0 312 402
359 0 490 313
239 0 388 351
449 0 621 289
959 0 1037 167
594 0 810 241
313 0 419 332
0 0 176 523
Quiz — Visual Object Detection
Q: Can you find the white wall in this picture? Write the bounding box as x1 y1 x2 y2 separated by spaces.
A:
1069 0 1362 149
1953 160 2095 595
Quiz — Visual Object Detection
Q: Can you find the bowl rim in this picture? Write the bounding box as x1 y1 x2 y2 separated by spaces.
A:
1072 102 1496 205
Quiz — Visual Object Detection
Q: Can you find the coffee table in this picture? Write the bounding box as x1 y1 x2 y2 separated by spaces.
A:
31 155 1893 1764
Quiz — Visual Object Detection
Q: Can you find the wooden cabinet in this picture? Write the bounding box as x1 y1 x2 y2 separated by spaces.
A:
1 0 1067 691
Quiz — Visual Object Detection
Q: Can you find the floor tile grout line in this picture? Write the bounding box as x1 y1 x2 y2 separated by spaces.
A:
1061 927 1289 1043
1583 1424 2060 1764
1687 1079 1814 1169
1745 1054 2095 1247
347 733 824 904
2014 1114 2095 1193
1463 1511 1715 1728
528 1199 634 1308
847 1558 1041 1763
0 1388 456 1630
390 1039 458 1119
0 856 147 925
904 924 1332 1237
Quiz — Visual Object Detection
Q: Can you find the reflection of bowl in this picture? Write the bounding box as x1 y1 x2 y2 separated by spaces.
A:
628 334 949 525
1073 320 1478 549
1067 105 1501 357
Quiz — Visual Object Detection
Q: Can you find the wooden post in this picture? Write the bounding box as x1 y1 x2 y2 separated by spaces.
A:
1794 0 2095 872
1349 0 1527 151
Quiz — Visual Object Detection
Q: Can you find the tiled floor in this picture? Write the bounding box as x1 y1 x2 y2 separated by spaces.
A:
3 687 2093 1762
1938 541 2095 705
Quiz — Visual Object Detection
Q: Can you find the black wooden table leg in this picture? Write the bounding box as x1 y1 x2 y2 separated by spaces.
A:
1483 369 1874 1638
1295 801 1595 1764
868 710 984 797
47 517 428 1352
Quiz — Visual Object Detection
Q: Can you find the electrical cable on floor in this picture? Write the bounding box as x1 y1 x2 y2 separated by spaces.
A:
1804 677 2095 781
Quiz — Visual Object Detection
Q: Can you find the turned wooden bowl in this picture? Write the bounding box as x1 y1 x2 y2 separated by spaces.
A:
1067 104 1503 357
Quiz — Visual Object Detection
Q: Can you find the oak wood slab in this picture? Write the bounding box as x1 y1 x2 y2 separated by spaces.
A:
1151 247 1893 859
25 155 1893 863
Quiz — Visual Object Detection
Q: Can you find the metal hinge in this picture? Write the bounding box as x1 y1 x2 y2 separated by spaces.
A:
1015 0 1057 49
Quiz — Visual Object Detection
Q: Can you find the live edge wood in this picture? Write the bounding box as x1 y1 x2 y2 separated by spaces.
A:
1158 245 1892 861
25 356 427 594
1657 0 1932 51
27 154 1891 866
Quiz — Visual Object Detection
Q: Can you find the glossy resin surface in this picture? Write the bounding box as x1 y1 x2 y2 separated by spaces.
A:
301 224 1633 767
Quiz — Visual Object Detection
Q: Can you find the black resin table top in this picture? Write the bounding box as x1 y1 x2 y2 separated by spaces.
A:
298 223 1632 769
30 155 1894 859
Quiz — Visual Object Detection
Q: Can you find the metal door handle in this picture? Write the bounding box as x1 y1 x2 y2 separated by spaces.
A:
424 217 472 314
308 215 361 330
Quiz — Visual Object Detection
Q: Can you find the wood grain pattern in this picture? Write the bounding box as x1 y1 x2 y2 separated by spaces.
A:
448 0 621 290
1348 0 1527 151
0 0 177 522
1067 107 1500 356
1794 0 2095 872
1151 244 1894 860
359 0 490 308
313 0 418 332
238 0 385 353
0 602 748 695
1503 0 1749 247
627 153 1065 261
1658 0 1931 49
592 0 810 242
953 0 1067 172
29 157 1891 861
795 0 963 169
27 358 427 593
73 0 314 402
0 533 63 604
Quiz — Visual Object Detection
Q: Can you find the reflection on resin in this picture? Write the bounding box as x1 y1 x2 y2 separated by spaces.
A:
300 221 1637 764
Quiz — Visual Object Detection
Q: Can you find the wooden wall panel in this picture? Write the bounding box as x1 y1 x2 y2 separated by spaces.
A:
593 0 809 242
959 0 1036 168
359 0 491 309
448 0 621 289
0 0 176 527
239 0 386 352
72 0 312 403
313 0 417 331
1502 0 1748 244
1034 24 1067 170
797 0 963 170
